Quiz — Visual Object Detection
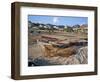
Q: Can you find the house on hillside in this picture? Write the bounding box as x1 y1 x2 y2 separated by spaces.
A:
72 24 80 32
73 27 79 32
73 24 88 33
79 25 88 33
58 25 65 32
53 25 59 30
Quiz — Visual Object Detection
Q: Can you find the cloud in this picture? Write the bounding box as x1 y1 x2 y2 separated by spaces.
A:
53 17 58 24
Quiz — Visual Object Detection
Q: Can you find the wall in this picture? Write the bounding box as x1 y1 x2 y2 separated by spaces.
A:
0 0 100 82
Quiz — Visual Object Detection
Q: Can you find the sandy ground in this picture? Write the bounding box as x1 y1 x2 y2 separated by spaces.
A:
28 31 88 66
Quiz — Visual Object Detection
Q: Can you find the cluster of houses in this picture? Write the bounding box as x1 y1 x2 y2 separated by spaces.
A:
28 21 88 34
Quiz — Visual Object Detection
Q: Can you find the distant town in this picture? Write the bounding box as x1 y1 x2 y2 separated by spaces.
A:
28 21 88 34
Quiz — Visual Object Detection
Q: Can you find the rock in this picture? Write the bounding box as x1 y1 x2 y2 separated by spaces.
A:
75 46 88 64
63 46 88 64
28 46 88 66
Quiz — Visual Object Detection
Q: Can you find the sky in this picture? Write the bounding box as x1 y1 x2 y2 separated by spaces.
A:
28 15 88 26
